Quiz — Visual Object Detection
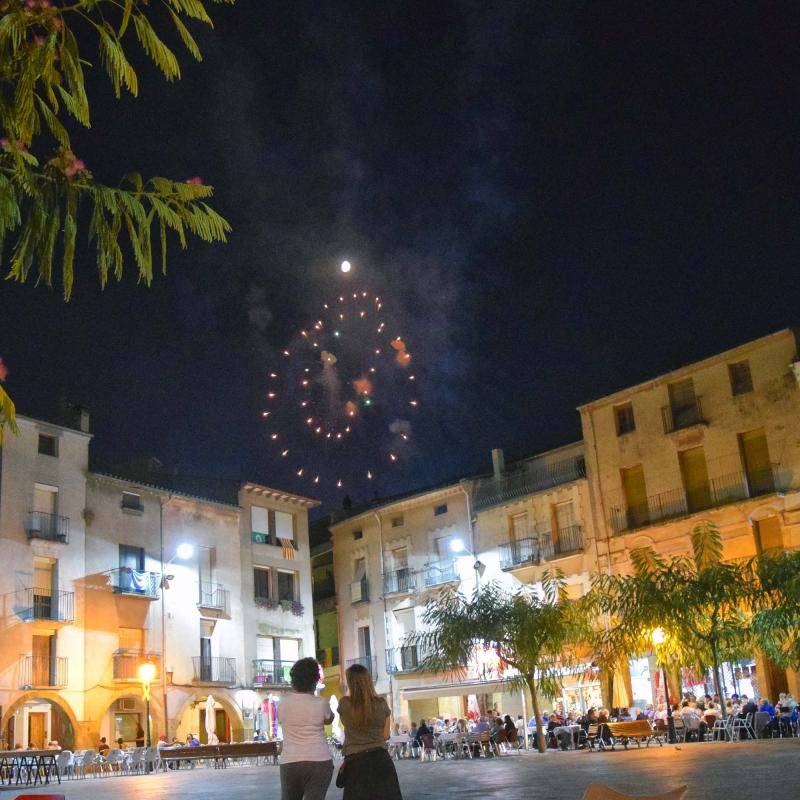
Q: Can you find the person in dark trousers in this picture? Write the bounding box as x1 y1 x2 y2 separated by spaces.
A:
277 657 334 800
135 725 145 748
337 663 402 800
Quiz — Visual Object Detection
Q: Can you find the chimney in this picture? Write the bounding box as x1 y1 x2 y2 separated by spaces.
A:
77 406 90 433
491 448 505 480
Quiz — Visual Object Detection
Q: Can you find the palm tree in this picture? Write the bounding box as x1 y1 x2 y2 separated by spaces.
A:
416 571 587 753
751 548 800 671
591 521 760 720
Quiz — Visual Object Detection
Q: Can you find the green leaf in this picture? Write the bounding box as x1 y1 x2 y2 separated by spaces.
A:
133 15 181 81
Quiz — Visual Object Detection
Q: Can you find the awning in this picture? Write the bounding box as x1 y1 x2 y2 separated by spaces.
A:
400 678 519 700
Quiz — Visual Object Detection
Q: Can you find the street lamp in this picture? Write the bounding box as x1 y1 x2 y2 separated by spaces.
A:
138 659 157 748
449 537 486 590
651 627 677 744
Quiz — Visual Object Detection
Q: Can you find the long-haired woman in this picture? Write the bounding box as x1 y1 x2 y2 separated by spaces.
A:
337 663 402 800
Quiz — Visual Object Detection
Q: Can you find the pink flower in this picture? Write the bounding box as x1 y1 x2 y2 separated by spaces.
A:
34 36 45 47
73 159 85 171
0 138 8 148
186 176 203 185
0 359 8 382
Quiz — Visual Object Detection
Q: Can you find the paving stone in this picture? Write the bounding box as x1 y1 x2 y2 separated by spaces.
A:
8 740 797 799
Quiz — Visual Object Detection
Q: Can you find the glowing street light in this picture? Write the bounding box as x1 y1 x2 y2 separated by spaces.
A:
175 542 194 561
449 538 485 588
651 628 677 743
340 260 351 273
138 659 157 747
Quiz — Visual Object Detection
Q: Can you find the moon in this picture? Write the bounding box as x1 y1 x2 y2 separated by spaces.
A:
340 260 351 273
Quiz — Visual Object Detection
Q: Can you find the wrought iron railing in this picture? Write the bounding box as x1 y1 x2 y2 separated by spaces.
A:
499 537 538 569
473 456 586 511
113 650 161 681
109 568 160 598
423 559 458 587
26 511 69 543
609 464 786 533
15 588 74 623
539 525 584 559
386 644 425 673
346 655 377 679
252 659 294 687
383 568 414 595
198 581 230 613
20 655 68 688
661 397 706 433
192 656 237 684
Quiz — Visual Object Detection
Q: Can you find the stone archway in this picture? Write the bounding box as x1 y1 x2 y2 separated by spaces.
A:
171 690 245 743
1 692 80 749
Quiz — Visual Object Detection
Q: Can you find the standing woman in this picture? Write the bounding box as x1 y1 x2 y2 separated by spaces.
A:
277 657 334 800
337 663 402 800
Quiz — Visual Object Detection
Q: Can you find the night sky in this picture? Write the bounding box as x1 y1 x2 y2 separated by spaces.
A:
2 1 799 513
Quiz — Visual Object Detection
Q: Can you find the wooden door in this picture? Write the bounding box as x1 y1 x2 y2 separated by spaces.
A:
32 634 52 685
740 429 774 495
28 713 46 749
678 446 711 512
621 465 649 527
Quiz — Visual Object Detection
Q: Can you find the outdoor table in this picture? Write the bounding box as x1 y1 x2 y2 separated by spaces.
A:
159 742 279 769
0 749 61 786
552 724 582 750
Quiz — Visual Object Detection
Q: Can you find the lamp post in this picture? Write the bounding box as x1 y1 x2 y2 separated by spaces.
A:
138 659 157 748
652 627 677 744
158 538 194 740
449 538 485 593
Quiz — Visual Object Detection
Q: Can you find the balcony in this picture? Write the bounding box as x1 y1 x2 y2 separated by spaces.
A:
383 568 414 595
252 659 293 687
192 656 237 685
473 456 586 512
609 464 786 533
499 537 538 569
15 588 74 623
312 574 336 601
109 568 160 599
423 559 458 587
540 526 584 560
316 646 340 668
386 644 425 673
350 576 369 604
20 655 68 688
113 650 161 681
26 511 69 543
346 655 377 680
198 581 230 614
661 397 706 434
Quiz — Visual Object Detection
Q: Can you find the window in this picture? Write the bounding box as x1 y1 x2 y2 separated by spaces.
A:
254 567 272 601
739 428 774 495
621 465 649 528
119 544 145 571
434 504 448 516
391 516 404 528
391 547 408 570
614 403 635 435
121 491 143 511
754 516 783 553
358 625 372 659
729 361 753 396
251 506 294 545
510 512 529 540
352 529 363 540
37 434 57 457
678 446 711 513
277 570 297 602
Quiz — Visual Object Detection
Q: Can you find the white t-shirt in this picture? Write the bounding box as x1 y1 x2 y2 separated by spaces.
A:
277 693 332 764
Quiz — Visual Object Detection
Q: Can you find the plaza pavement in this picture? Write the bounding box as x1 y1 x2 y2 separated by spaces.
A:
6 739 797 799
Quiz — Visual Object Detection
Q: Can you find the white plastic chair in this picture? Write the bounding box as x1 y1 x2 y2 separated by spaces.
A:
144 747 161 773
104 748 126 774
55 750 73 780
75 749 97 778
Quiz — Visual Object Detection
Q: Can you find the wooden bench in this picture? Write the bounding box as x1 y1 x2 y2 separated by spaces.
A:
604 721 664 750
159 742 279 769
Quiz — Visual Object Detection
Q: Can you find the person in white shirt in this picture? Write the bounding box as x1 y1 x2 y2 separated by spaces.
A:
277 658 334 800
